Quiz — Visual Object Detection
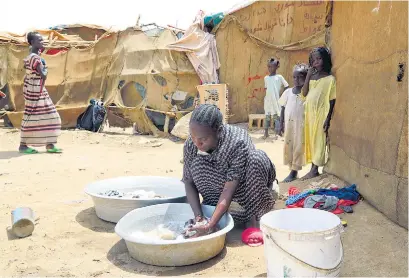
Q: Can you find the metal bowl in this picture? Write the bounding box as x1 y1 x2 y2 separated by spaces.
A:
84 176 187 223
115 203 234 266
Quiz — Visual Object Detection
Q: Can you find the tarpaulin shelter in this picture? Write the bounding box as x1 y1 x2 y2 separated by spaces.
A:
0 24 200 135
214 0 328 123
324 1 408 228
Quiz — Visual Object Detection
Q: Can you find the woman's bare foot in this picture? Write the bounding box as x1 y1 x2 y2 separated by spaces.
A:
283 170 298 183
301 164 320 180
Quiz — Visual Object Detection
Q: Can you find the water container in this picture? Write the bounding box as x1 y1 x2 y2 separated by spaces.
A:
260 208 344 277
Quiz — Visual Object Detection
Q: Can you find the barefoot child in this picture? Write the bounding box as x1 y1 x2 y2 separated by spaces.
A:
279 64 308 182
302 47 336 179
263 58 289 139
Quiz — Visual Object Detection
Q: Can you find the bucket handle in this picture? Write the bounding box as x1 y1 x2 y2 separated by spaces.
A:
265 233 344 273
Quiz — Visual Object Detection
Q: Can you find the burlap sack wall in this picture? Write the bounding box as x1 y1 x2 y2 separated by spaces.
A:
325 1 408 228
215 0 327 123
3 28 199 132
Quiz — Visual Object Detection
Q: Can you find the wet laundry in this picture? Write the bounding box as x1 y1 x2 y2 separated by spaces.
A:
98 189 165 199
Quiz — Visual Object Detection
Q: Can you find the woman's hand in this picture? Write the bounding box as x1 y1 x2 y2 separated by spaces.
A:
187 223 215 238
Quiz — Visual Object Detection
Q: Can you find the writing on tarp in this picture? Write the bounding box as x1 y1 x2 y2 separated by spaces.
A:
246 73 268 99
275 0 324 13
247 74 263 85
239 0 323 22
248 87 266 99
251 11 294 33
239 7 266 22
300 12 325 35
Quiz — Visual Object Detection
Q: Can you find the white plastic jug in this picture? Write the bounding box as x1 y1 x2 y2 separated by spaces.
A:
260 208 344 277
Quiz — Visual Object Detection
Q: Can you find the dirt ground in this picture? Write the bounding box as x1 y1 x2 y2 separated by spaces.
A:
0 126 407 277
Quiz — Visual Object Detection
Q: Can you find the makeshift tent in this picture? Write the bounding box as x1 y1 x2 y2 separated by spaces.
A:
215 0 328 123
0 25 200 135
168 11 221 84
325 1 408 228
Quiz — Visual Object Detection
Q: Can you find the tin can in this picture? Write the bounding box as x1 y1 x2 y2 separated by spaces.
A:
11 207 35 238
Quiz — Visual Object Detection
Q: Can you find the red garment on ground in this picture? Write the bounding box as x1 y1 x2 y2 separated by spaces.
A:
288 186 301 196
241 228 263 247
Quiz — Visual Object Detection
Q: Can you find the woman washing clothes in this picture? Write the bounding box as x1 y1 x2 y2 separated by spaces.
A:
182 104 276 237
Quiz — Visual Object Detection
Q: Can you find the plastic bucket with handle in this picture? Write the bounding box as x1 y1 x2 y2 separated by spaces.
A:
260 208 344 277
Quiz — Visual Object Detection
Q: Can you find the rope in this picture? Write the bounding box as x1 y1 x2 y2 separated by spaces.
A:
265 232 343 273
213 15 325 51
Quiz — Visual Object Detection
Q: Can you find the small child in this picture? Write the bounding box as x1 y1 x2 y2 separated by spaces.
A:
279 64 308 182
302 47 336 179
263 58 289 139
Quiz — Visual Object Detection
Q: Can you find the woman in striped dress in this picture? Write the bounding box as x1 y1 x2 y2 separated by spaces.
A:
19 32 62 154
182 104 276 237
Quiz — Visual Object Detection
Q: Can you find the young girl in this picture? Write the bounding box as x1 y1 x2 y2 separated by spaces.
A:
279 63 308 182
302 47 336 179
263 58 289 139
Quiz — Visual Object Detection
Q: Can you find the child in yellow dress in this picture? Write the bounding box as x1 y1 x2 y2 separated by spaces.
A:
302 47 336 179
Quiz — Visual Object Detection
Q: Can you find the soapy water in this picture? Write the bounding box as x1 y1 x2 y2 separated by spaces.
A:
98 189 165 199
131 221 187 241
130 218 218 241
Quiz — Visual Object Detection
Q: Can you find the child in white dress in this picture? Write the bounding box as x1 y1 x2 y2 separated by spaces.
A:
263 58 289 139
279 63 308 182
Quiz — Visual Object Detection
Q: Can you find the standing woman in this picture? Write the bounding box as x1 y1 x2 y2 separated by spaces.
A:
19 32 62 154
182 104 276 236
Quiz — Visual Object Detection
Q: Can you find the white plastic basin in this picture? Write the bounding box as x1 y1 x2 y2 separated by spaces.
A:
84 176 187 223
115 203 234 266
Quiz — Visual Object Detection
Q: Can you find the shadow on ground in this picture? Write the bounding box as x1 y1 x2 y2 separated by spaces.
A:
107 239 227 276
226 227 245 248
75 207 115 233
6 227 20 241
0 151 24 160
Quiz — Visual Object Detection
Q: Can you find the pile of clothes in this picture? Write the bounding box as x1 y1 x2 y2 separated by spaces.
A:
285 182 360 214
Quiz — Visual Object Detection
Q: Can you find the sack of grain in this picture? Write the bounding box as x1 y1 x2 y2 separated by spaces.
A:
171 112 192 140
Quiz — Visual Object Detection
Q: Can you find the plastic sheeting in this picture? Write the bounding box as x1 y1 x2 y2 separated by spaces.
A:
1 27 200 134
168 12 221 84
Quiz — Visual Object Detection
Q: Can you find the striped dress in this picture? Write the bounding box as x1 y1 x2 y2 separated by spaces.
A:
20 53 61 146
183 125 276 223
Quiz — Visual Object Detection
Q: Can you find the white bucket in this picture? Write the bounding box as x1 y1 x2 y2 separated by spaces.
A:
260 208 344 278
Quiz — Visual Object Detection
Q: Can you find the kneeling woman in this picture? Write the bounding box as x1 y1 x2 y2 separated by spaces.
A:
183 104 276 236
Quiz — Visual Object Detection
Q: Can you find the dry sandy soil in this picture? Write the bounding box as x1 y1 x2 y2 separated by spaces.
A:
0 126 407 277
